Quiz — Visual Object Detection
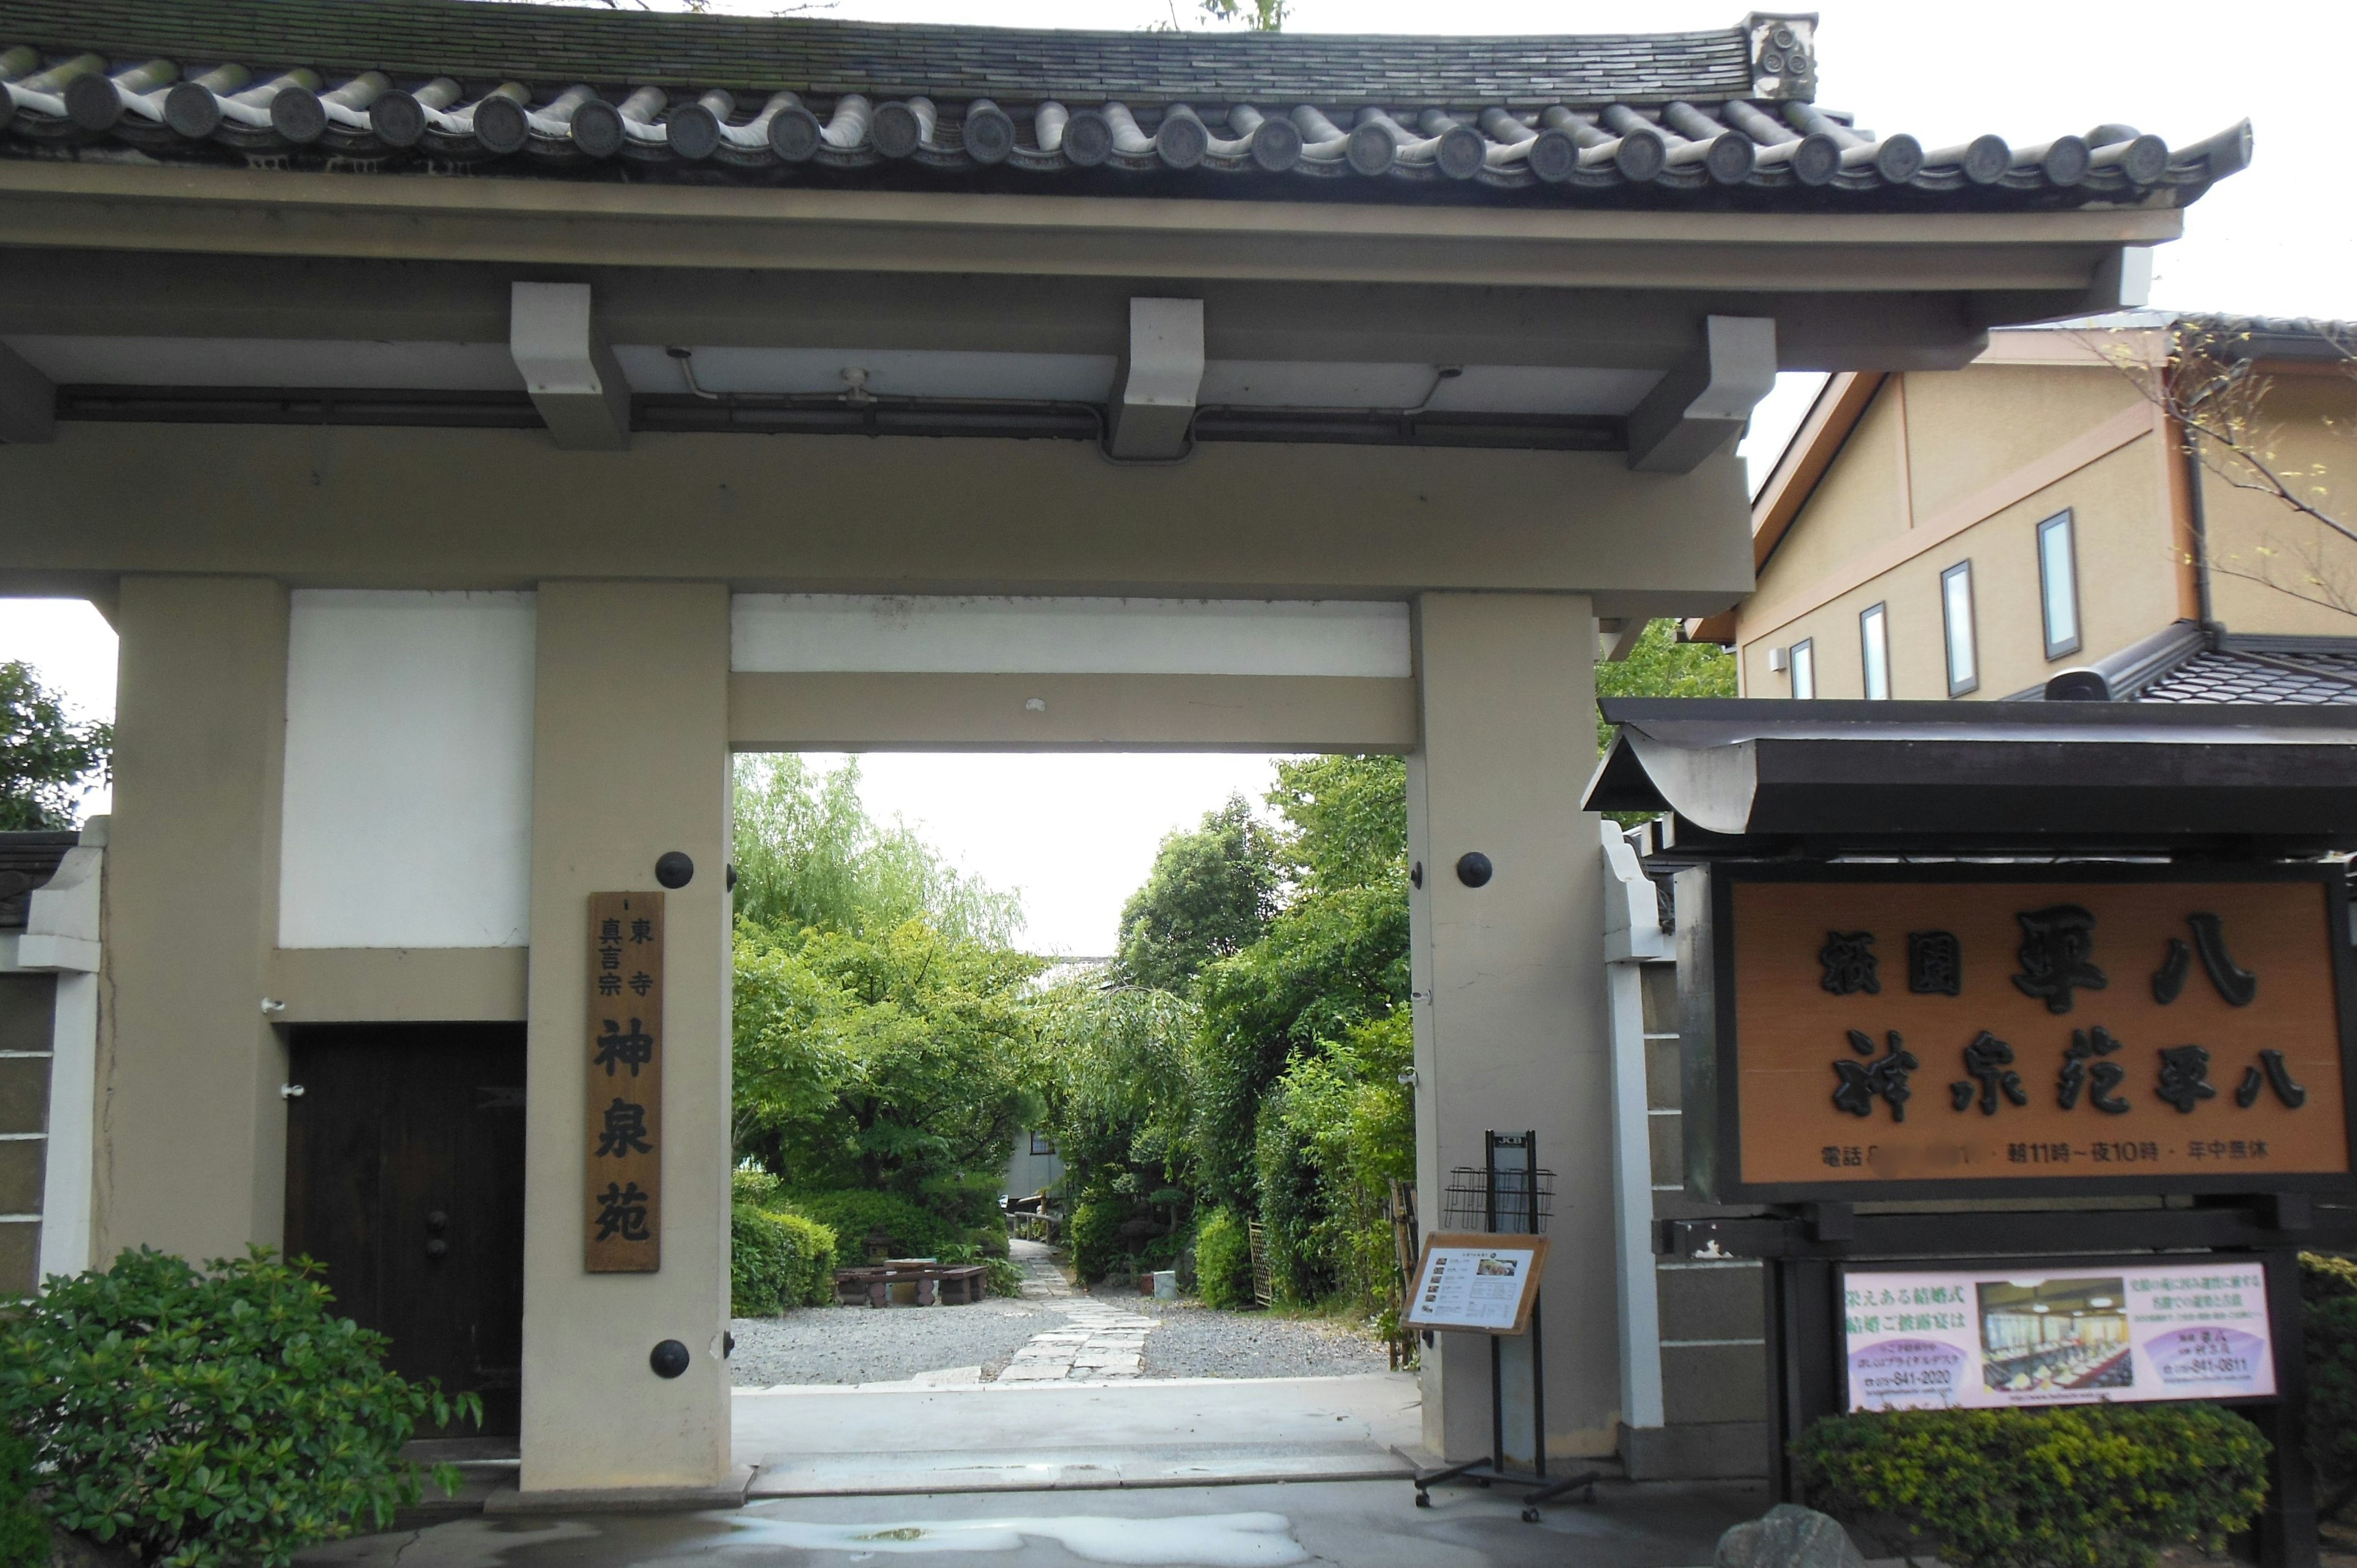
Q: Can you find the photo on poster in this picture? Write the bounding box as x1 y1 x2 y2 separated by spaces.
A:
1975 1277 2131 1394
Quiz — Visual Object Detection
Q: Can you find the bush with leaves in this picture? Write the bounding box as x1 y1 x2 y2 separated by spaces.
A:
1795 1404 2269 1568
2303 1251 2357 1518
783 1188 963 1260
1066 1200 1125 1284
730 1203 840 1315
0 1434 45 1568
1253 1014 1413 1310
0 1247 475 1568
1194 1207 1256 1309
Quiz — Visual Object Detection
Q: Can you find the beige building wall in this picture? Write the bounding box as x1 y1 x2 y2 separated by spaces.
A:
1747 387 1910 610
1739 361 2185 700
2199 372 2357 636
98 577 291 1261
1898 363 2146 525
521 582 734 1492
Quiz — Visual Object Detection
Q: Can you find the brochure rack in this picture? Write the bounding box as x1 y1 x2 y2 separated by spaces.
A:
1411 1130 1601 1523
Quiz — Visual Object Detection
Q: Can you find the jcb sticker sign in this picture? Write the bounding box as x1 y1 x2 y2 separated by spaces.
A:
1677 864 2357 1203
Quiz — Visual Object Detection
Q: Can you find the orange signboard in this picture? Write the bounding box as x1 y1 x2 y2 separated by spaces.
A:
1688 866 2355 1202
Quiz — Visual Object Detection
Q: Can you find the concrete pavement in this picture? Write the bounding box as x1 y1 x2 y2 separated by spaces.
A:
301 1476 1771 1568
733 1373 1423 1496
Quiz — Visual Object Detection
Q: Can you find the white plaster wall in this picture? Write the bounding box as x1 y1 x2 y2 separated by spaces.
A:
731 595 1411 677
278 590 535 948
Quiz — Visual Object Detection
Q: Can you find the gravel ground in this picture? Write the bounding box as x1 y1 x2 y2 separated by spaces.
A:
1132 1298 1393 1380
731 1293 1391 1386
730 1299 1055 1388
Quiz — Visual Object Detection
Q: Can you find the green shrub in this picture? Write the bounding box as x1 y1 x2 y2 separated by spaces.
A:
0 1433 47 1568
1795 1404 2270 1568
983 1257 1026 1297
2303 1252 2357 1517
0 1246 476 1568
1195 1207 1255 1309
732 1165 786 1208
1067 1200 1123 1284
732 1204 840 1315
784 1189 959 1259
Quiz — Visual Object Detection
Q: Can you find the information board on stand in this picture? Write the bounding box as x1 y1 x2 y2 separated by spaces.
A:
1402 1231 1550 1335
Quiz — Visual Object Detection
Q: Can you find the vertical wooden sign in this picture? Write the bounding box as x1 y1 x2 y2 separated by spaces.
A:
586 891 663 1272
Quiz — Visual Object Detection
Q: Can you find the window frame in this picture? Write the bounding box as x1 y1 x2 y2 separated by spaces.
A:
1940 560 1980 697
1789 638 1816 700
1859 602 1891 700
1029 1131 1056 1157
2037 509 2083 661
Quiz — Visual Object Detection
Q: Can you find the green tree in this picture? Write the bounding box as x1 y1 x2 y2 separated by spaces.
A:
1255 1012 1413 1308
732 755 1021 946
1593 619 1737 755
1114 795 1277 993
1191 755 1410 1210
1032 978 1201 1278
732 917 1043 1216
0 661 109 831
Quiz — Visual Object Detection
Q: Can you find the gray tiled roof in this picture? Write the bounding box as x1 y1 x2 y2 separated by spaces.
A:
0 0 2251 206
2013 622 2357 705
2140 644 2357 705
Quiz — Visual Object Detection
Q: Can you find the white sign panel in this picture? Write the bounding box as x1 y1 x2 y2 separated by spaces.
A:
1402 1233 1549 1335
1844 1263 2275 1411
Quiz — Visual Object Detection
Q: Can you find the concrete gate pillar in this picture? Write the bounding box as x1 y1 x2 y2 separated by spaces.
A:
100 576 290 1261
1407 592 1618 1464
520 581 733 1494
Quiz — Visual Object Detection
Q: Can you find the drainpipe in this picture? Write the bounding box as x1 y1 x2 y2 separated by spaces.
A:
2178 419 2216 629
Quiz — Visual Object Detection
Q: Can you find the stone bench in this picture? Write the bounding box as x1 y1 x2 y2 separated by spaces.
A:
832 1261 989 1308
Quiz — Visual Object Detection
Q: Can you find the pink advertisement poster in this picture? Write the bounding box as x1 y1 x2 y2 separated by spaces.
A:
1843 1264 2274 1411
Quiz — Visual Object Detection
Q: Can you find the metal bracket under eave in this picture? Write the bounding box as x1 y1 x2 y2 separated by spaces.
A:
510 281 632 452
1625 315 1777 474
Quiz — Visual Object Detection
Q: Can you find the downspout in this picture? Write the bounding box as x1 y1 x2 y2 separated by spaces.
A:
2180 420 2215 628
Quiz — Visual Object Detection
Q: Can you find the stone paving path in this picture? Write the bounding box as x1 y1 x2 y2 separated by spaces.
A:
994 1240 1159 1383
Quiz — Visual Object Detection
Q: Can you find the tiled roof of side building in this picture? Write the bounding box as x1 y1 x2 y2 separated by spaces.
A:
2010 622 2357 705
0 0 2251 207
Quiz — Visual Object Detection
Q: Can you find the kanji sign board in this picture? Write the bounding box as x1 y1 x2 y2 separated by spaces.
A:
1680 863 2356 1203
586 891 663 1272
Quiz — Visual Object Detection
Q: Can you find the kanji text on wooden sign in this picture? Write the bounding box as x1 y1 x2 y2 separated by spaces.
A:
1696 867 2355 1202
586 891 662 1272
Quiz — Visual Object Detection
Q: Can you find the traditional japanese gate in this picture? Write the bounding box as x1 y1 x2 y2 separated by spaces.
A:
1589 698 2357 1568
0 0 2249 1504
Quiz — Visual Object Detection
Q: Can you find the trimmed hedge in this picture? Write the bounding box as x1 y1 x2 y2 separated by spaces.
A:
1795 1404 2269 1568
1194 1207 1255 1310
730 1204 839 1315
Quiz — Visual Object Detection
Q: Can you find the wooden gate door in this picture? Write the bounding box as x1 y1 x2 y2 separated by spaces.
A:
284 1024 527 1437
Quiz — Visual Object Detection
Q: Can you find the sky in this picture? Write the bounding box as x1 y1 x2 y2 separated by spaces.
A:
3 0 2351 954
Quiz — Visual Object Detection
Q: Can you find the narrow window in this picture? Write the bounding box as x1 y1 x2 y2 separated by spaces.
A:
1941 562 1979 697
2038 511 2081 660
1859 604 1891 700
1790 638 1816 700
